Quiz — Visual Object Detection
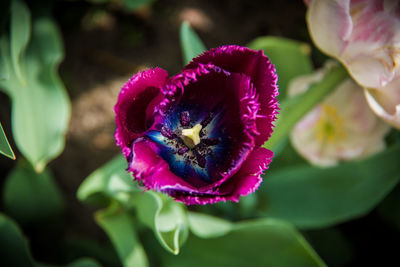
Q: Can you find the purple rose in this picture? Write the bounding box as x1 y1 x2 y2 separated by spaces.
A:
114 45 279 205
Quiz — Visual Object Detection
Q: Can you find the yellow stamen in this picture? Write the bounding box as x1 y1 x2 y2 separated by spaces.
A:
316 104 346 143
181 123 202 148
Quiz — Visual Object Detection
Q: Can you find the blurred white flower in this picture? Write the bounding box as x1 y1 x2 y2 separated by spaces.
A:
364 77 400 129
306 0 400 129
289 63 390 167
307 0 400 88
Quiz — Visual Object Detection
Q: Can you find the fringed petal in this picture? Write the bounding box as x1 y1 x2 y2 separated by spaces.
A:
185 45 279 147
114 68 168 157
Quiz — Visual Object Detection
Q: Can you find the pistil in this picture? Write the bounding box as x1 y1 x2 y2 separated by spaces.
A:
181 123 202 148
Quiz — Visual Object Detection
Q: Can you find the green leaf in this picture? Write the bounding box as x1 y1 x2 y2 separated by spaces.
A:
134 191 188 255
122 0 155 10
259 144 400 229
0 213 101 267
65 236 120 266
377 183 400 231
66 258 102 267
77 155 139 205
180 21 206 65
10 0 30 84
95 205 149 267
3 160 64 223
305 228 353 266
0 37 10 81
187 212 233 238
264 64 347 152
162 218 326 267
0 3 70 172
0 122 15 159
0 213 35 267
248 36 313 99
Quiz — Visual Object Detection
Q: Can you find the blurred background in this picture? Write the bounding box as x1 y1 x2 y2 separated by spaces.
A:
1 0 400 266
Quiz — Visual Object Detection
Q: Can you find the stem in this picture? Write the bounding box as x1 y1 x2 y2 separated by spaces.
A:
264 64 348 152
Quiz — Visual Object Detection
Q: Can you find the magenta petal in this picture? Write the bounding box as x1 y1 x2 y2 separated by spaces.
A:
114 68 168 157
170 147 274 204
129 138 229 205
128 138 198 193
114 46 279 205
186 45 279 147
220 147 274 202
155 64 260 186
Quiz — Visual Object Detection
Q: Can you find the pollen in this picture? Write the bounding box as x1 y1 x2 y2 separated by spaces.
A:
181 123 202 148
316 104 346 143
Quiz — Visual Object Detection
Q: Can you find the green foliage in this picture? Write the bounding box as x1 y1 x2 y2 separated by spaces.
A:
66 258 102 267
264 64 348 152
248 36 313 99
77 155 140 206
0 0 70 172
122 0 155 10
0 213 35 266
305 228 353 267
0 213 101 267
78 156 189 255
86 0 155 11
10 0 30 84
259 144 400 228
376 165 400 231
134 191 189 255
187 212 233 238
162 217 326 267
95 205 149 267
180 22 206 65
0 122 15 159
3 160 64 224
78 155 328 265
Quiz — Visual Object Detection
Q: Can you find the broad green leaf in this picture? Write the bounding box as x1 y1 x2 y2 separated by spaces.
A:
95 205 149 267
134 191 188 255
180 21 206 65
66 258 102 267
3 160 64 223
305 228 353 266
258 144 400 229
10 0 30 84
0 122 15 159
162 218 326 267
0 213 101 266
0 37 10 81
248 36 313 99
0 3 70 172
377 183 400 231
65 237 120 266
264 64 347 151
0 213 35 266
77 155 139 205
187 212 233 238
122 0 155 10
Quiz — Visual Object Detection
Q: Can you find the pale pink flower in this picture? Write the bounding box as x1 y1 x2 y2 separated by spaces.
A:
307 0 400 128
307 0 400 88
289 63 390 167
364 77 400 128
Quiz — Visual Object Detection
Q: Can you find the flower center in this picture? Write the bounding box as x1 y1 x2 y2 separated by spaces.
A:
181 124 202 148
316 104 346 143
146 108 229 184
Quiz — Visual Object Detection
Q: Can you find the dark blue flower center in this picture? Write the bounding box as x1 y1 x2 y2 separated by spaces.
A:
146 104 231 186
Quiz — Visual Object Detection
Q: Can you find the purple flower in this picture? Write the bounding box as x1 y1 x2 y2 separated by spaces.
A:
114 45 279 205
